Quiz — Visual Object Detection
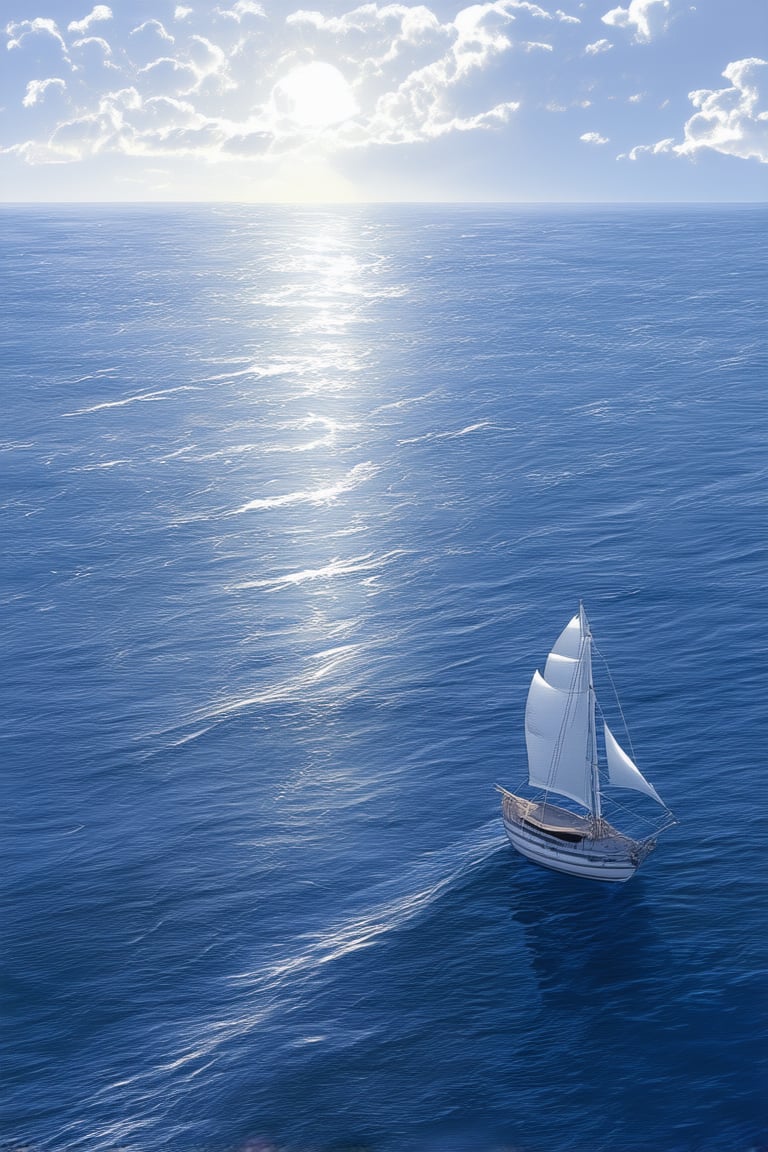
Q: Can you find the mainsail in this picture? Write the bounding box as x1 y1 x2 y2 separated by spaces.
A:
524 612 594 810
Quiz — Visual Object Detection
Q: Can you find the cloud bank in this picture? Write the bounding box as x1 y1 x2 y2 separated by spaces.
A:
4 1 569 165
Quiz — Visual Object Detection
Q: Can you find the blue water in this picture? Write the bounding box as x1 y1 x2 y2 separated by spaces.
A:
2 204 766 1152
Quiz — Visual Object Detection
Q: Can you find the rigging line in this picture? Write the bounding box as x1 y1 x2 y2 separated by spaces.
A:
600 792 664 833
592 639 638 764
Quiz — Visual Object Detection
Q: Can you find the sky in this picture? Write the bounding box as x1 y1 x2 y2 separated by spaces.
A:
1 0 766 201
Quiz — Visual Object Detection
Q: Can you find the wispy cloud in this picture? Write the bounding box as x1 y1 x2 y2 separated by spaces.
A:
215 1 265 21
6 17 69 57
585 38 612 55
22 77 66 107
131 20 175 43
71 36 114 60
67 6 113 35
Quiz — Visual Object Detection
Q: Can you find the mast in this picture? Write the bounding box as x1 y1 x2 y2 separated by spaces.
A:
580 602 601 824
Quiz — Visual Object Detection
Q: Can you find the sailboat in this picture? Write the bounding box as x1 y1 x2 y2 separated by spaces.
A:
497 604 675 882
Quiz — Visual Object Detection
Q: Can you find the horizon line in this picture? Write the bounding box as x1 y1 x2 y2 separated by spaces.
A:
1 198 766 208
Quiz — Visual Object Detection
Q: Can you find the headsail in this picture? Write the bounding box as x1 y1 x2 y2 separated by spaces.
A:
524 612 593 811
603 722 664 806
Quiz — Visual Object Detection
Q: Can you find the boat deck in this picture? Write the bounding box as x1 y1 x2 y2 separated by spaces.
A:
495 786 644 852
517 798 591 837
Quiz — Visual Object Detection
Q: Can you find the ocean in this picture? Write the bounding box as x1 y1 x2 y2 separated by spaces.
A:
1 203 766 1152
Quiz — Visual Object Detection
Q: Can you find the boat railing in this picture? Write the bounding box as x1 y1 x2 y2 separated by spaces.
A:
498 788 656 858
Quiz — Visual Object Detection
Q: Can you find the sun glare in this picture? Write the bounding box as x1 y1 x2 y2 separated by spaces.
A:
274 62 358 129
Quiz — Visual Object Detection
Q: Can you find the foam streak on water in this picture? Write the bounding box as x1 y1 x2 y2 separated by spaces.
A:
1 204 766 1152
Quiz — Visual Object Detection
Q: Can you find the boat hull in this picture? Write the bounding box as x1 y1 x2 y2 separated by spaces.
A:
501 815 637 882
498 790 653 883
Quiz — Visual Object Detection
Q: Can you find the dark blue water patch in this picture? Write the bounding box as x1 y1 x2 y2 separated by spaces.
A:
1 204 766 1152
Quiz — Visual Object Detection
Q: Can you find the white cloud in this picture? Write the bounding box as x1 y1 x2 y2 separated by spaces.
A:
675 57 768 162
2 0 570 168
72 36 113 58
131 20 175 43
286 3 450 83
136 57 198 98
215 1 265 19
282 1 535 146
6 17 69 57
585 38 612 54
601 0 669 43
624 58 768 165
187 35 233 90
580 130 609 143
22 77 66 107
622 136 674 159
67 6 113 35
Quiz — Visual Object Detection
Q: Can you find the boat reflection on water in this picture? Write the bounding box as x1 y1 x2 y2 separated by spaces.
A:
502 864 764 1150
508 867 660 1012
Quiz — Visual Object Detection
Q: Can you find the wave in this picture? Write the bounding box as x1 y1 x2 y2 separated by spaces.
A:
70 458 133 471
398 420 506 445
62 385 202 417
149 822 504 1071
229 461 377 515
228 548 406 591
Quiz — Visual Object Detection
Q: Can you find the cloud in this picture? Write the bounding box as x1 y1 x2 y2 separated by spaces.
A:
675 57 768 163
280 1 538 145
2 0 571 167
131 20 175 44
6 17 69 57
621 137 673 159
22 77 66 107
137 56 199 97
624 58 768 164
601 0 669 43
72 36 114 59
580 130 609 143
67 6 113 35
585 38 612 54
215 1 265 20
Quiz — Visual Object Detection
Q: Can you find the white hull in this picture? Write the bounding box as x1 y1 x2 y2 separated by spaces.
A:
499 790 654 883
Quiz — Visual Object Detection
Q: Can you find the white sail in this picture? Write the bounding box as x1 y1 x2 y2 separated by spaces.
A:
550 614 583 660
543 652 580 691
525 619 593 809
603 722 664 806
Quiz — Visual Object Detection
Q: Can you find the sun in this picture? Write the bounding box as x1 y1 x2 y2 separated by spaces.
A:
273 61 358 129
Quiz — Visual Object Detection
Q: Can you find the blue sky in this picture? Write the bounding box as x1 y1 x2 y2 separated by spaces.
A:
1 0 766 201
